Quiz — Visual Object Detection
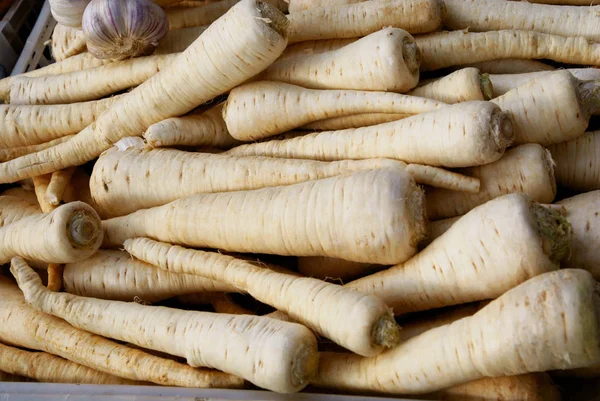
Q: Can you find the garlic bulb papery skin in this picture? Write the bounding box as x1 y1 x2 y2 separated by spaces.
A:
82 0 170 60
49 0 91 28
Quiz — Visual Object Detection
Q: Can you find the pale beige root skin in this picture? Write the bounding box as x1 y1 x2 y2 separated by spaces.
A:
224 82 443 141
549 131 600 192
0 201 102 264
0 0 289 184
409 68 493 103
0 196 41 227
63 249 236 303
154 26 207 54
226 101 513 168
0 136 74 162
124 237 400 356
297 257 386 282
426 144 556 220
347 193 571 314
444 0 600 41
45 167 76 206
302 113 409 130
278 38 354 61
430 374 562 401
315 269 600 394
51 24 86 62
424 216 460 246
2 187 38 204
490 68 600 98
144 103 240 148
288 0 363 12
8 54 178 105
104 168 427 265
405 164 480 194
166 0 239 29
287 0 442 44
211 294 253 315
90 148 425 218
32 174 55 213
454 59 556 74
557 191 600 280
0 277 243 388
260 28 420 93
0 342 140 385
492 70 594 146
416 30 600 72
0 52 112 101
11 257 318 393
0 96 122 147
61 168 101 211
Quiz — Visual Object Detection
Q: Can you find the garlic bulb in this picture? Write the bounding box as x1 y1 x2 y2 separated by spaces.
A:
49 0 91 28
82 0 169 60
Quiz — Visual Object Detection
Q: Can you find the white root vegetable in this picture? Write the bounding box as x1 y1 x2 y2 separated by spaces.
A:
260 28 420 93
0 136 74 163
408 68 494 103
348 193 571 314
224 81 443 141
455 59 556 74
63 250 236 302
0 96 122 147
287 0 362 12
557 191 600 280
490 68 600 97
144 103 240 148
45 168 76 206
297 257 385 282
0 342 139 385
416 30 600 71
226 101 514 168
51 24 87 61
302 113 409 130
9 54 178 105
166 0 238 29
549 131 600 192
0 0 290 184
0 196 41 227
102 168 427 265
125 237 402 356
91 148 476 218
0 201 102 264
491 70 600 146
426 144 556 220
0 277 243 388
314 269 600 394
11 257 319 393
444 0 600 42
287 0 443 44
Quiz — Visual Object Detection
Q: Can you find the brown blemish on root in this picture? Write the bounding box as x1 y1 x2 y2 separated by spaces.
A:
490 110 514 151
256 1 289 40
372 314 401 348
290 341 318 388
480 73 493 100
403 37 421 76
532 202 572 263
67 210 101 250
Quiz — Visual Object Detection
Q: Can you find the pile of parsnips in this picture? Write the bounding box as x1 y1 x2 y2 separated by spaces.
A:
0 0 598 399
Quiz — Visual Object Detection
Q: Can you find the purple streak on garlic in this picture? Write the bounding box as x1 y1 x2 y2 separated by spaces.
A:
49 0 91 28
82 0 170 60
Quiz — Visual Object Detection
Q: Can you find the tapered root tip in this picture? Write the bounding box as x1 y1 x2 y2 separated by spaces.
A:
291 342 319 388
480 73 494 100
532 203 572 263
403 37 421 77
372 315 402 348
490 110 514 151
68 210 102 250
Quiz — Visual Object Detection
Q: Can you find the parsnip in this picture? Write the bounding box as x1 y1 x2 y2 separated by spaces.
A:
166 0 238 29
1 187 38 205
226 101 513 168
45 167 76 206
224 81 443 140
287 0 443 44
426 144 556 220
63 250 236 302
144 103 240 148
0 0 289 184
456 59 556 74
490 68 600 97
557 191 600 280
348 193 571 314
0 196 41 227
549 131 600 192
103 168 427 265
417 30 600 71
491 70 600 146
302 113 408 130
287 0 363 12
11 257 319 393
91 148 474 218
51 24 86 62
409 68 493 103
9 54 178 105
314 269 600 394
260 28 420 93
0 136 74 162
297 257 385 282
0 277 242 388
